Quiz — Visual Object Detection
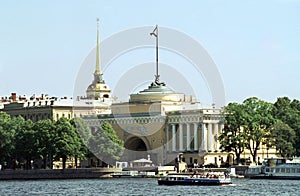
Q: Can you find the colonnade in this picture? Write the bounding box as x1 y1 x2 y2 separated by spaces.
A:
166 122 223 153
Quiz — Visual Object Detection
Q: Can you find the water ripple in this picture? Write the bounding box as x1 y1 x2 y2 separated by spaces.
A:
0 178 299 196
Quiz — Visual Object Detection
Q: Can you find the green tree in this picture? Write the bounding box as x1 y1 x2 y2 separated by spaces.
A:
71 118 91 146
219 103 247 164
88 122 124 166
14 117 36 169
270 121 296 157
54 118 82 169
33 119 56 169
243 97 275 163
0 112 15 168
272 97 300 156
70 118 92 167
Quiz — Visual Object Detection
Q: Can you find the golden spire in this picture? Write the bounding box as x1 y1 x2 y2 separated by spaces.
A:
95 18 101 75
94 18 104 83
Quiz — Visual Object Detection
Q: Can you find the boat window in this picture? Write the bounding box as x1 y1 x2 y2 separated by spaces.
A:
291 168 295 173
286 168 290 173
297 168 300 173
276 168 280 172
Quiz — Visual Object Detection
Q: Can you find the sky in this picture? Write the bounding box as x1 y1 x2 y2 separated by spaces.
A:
0 0 299 105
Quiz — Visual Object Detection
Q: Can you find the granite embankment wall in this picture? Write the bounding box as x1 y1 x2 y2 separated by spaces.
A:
0 168 121 180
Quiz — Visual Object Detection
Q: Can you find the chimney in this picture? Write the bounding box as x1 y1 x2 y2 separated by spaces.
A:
11 93 17 102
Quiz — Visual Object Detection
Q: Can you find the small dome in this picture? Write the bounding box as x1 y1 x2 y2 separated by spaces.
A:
129 82 184 103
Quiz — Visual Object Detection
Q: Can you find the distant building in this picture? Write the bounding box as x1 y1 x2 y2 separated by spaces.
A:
0 93 110 122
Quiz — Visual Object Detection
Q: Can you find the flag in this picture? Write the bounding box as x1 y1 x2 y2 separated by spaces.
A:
150 25 158 37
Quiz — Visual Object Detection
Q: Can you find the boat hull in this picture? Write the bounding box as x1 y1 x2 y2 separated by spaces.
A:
158 179 232 186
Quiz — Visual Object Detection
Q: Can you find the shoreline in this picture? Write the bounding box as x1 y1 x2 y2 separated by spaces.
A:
0 168 121 180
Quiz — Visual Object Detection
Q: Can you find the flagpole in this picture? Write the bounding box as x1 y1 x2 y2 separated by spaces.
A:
150 25 160 84
156 24 158 80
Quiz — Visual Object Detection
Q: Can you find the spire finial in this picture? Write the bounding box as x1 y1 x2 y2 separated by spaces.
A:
95 18 101 75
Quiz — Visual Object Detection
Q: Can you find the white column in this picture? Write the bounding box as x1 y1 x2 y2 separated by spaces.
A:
193 123 198 151
214 123 219 151
208 123 213 151
201 123 207 151
172 124 176 152
186 123 191 151
166 124 169 152
179 123 184 151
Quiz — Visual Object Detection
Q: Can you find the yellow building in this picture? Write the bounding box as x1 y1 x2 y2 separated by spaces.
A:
1 94 110 122
84 24 277 167
84 73 229 167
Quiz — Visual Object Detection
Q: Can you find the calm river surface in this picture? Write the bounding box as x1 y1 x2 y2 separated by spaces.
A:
0 178 299 195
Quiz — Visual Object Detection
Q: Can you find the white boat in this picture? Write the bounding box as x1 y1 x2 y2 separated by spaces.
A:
246 157 300 180
111 170 156 178
158 172 232 186
111 171 143 178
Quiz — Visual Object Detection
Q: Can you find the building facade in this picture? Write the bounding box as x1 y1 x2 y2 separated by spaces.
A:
84 78 228 166
1 22 278 168
1 93 111 122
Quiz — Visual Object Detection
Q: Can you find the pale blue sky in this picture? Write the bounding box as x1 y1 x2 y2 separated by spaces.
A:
0 0 299 104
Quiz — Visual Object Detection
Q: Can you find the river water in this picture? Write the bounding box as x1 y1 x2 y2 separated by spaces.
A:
0 178 299 195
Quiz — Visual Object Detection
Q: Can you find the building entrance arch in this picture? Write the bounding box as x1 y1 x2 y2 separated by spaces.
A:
123 136 149 162
124 136 148 151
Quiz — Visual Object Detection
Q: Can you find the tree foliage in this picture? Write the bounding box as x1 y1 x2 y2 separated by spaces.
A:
53 118 83 169
219 97 276 164
242 97 275 163
33 119 56 169
14 117 36 169
0 114 94 169
219 103 247 164
0 112 15 165
270 121 296 157
272 97 300 156
89 122 124 165
70 118 92 167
